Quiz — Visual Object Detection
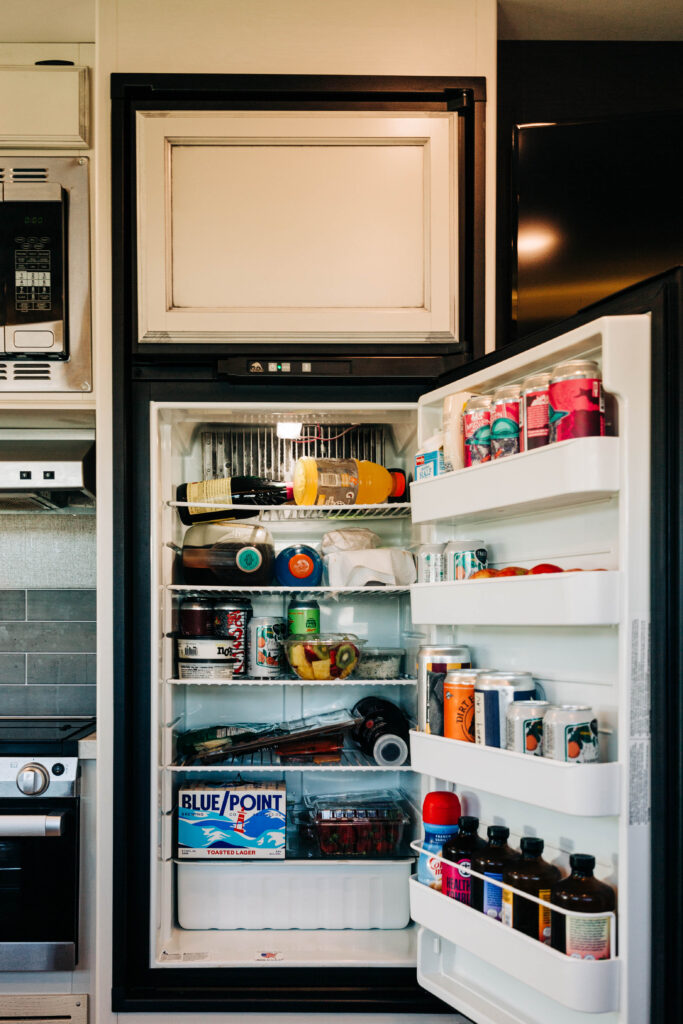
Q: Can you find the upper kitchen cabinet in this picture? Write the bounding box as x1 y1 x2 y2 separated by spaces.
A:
0 65 89 148
128 77 485 352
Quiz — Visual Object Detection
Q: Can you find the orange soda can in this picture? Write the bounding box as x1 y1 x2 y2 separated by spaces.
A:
443 669 482 742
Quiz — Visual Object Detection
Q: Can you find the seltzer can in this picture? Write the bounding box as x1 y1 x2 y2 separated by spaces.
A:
549 359 605 443
505 699 552 756
417 543 445 583
490 385 523 459
542 705 599 763
462 395 492 466
444 669 485 742
417 645 472 733
248 616 285 678
522 372 551 450
444 540 487 581
474 671 537 748
213 599 252 676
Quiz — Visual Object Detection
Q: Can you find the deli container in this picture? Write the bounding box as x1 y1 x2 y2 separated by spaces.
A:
176 636 235 679
301 790 411 857
358 647 406 679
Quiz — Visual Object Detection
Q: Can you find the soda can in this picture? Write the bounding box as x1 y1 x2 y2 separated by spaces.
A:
522 372 551 450
444 540 487 581
444 669 485 742
179 598 215 637
287 598 320 635
213 598 252 676
505 699 552 756
462 395 492 467
417 543 445 583
248 617 285 678
474 671 537 748
548 360 605 443
417 645 472 734
542 705 599 763
490 385 523 459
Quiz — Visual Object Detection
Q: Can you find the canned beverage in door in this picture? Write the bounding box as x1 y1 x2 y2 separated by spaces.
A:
444 540 487 581
417 543 445 583
443 669 484 742
522 372 551 450
548 360 605 443
213 599 252 676
474 672 537 748
417 645 472 734
505 700 552 755
490 385 523 459
542 705 599 762
462 395 492 466
249 617 285 678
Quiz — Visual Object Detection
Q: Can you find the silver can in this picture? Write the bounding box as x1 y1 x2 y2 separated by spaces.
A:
474 671 537 748
416 644 472 734
490 385 522 459
522 372 551 450
213 598 252 676
248 616 285 678
542 705 599 763
505 700 552 756
444 540 487 581
417 543 445 583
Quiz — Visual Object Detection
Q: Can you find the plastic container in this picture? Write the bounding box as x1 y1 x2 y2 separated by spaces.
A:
358 647 406 679
181 522 275 586
303 791 411 857
293 456 406 506
283 633 363 680
274 544 323 586
418 790 462 890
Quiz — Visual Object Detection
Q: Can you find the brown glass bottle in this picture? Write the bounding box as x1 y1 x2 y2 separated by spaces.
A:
471 825 517 921
551 853 616 959
441 816 487 905
502 836 561 943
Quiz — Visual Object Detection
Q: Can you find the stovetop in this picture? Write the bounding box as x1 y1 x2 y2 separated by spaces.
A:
0 717 96 756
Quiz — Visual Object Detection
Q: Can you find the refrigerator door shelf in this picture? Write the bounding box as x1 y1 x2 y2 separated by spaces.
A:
411 570 620 626
410 880 620 1015
410 436 620 525
409 730 620 816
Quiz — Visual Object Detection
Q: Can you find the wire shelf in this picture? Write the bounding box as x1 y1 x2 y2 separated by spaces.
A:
166 749 414 771
168 501 411 521
167 584 411 596
166 676 418 686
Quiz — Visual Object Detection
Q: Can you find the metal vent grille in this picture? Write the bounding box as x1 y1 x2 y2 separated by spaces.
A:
201 424 386 481
12 363 52 381
8 165 49 182
0 363 8 381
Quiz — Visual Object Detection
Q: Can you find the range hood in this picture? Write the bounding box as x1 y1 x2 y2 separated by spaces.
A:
0 430 95 511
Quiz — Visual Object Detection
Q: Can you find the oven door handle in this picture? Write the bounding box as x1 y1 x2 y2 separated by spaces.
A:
0 813 64 837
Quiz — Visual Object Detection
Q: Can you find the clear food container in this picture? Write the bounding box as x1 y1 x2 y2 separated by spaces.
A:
283 633 363 680
358 647 406 679
302 791 411 857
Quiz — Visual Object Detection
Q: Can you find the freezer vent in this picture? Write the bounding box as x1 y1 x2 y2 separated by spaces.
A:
0 364 8 381
11 362 52 381
202 424 386 482
8 165 49 182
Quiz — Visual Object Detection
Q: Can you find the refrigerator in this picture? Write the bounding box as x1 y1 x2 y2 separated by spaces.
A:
110 268 683 1020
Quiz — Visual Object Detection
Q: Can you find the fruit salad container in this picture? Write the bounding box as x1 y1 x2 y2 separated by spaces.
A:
283 633 363 680
300 791 412 857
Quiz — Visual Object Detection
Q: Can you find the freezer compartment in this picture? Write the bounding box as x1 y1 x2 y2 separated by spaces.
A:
177 859 413 930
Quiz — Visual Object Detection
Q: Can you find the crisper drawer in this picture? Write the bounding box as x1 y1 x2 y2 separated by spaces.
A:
176 860 412 930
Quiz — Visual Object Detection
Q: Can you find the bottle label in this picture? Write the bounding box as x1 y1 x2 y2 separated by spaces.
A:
186 478 232 517
417 826 459 890
538 888 551 943
236 546 263 573
287 607 320 635
566 914 611 959
443 856 472 903
548 377 604 442
564 720 600 762
501 886 513 927
313 459 359 505
524 389 550 448
483 872 504 920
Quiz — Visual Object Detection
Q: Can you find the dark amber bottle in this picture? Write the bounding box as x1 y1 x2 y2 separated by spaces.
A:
502 836 561 943
550 853 616 959
471 825 517 921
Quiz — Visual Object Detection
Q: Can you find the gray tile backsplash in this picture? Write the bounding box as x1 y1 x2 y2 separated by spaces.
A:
0 589 96 716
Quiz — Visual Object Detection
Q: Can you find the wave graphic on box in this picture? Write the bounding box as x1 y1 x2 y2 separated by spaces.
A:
179 809 286 850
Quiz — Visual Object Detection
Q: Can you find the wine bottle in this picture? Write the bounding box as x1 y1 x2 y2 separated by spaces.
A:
176 476 292 525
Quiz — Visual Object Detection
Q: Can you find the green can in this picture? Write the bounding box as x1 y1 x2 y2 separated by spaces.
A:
287 598 320 635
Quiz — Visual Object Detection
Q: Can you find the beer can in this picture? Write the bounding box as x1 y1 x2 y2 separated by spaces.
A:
548 359 605 443
213 598 252 676
287 598 320 635
522 372 551 450
542 705 599 763
179 598 214 637
474 671 537 748
417 543 445 583
248 617 285 678
490 385 523 459
462 395 492 467
443 669 485 742
444 540 487 581
417 645 472 734
505 699 552 756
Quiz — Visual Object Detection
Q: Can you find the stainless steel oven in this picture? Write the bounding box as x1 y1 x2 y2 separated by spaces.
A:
0 717 94 971
0 156 91 392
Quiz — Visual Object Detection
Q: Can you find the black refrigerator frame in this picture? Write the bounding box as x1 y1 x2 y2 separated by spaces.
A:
110 69 682 1017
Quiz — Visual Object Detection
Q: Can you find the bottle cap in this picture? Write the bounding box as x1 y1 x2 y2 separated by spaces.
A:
521 836 544 856
389 469 407 499
570 853 596 872
458 815 480 833
422 790 461 826
488 825 510 842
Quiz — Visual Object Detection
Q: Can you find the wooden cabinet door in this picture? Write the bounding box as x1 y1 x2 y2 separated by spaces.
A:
136 110 461 346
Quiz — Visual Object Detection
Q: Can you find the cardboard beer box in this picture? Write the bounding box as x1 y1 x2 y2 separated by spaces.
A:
177 781 286 859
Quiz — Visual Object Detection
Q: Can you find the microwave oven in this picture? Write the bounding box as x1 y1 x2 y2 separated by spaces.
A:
0 156 91 392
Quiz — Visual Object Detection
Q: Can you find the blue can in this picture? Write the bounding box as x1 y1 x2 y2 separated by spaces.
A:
274 545 323 587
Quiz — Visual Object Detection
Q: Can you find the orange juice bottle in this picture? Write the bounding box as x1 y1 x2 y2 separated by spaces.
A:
293 457 405 506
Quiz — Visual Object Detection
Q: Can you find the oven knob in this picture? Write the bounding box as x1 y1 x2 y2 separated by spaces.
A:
16 763 50 796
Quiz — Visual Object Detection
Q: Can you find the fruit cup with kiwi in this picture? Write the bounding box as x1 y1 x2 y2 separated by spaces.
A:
285 633 362 681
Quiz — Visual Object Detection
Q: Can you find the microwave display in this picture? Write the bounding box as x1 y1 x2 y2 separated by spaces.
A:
8 200 65 325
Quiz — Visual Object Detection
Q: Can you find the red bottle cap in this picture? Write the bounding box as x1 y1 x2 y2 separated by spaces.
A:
389 470 407 499
422 790 461 825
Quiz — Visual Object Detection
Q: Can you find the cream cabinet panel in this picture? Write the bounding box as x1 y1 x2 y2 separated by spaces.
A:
0 66 89 147
136 111 459 344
